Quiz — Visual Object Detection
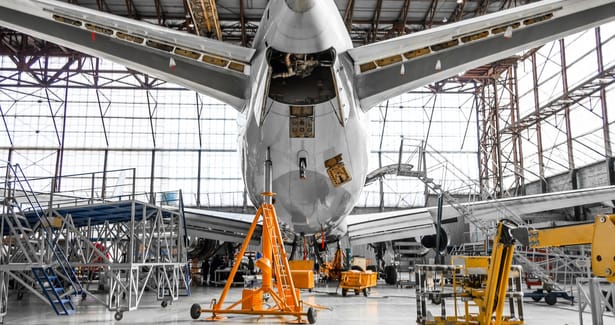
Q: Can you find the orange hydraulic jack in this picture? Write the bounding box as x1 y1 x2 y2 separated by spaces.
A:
190 150 317 324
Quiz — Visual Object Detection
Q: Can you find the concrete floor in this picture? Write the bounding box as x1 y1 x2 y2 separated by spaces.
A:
2 283 611 324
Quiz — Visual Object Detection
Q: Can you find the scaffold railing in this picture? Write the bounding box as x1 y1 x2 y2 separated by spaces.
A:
397 138 591 291
0 165 190 321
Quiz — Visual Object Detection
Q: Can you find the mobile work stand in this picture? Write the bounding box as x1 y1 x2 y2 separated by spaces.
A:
190 193 316 323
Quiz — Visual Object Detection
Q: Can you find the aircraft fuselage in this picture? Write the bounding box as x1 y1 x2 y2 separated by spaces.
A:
240 0 368 237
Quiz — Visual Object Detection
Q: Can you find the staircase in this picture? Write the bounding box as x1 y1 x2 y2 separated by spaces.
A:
2 197 40 264
399 139 493 235
32 267 75 315
4 164 83 315
398 139 565 288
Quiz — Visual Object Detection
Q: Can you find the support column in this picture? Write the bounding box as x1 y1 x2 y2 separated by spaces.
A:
531 53 548 193
559 39 580 220
510 64 525 196
150 150 156 204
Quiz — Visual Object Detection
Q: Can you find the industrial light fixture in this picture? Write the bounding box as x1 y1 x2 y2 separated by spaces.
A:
400 64 405 76
504 26 513 39
435 59 442 71
169 57 176 70
457 0 463 4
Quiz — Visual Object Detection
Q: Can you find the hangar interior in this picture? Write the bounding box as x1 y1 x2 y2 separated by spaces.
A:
0 0 614 324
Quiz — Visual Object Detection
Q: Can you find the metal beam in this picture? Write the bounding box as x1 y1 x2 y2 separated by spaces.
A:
369 0 383 43
423 0 439 29
559 39 575 172
595 27 612 159
240 0 247 46
343 0 355 32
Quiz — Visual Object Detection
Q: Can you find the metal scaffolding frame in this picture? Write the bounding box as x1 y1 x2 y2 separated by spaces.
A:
462 26 615 205
0 165 189 321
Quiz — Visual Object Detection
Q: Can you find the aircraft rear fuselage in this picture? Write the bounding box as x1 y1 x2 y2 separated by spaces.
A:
240 0 368 237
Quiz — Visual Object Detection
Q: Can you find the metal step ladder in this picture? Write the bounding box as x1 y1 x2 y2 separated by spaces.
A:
31 267 75 316
261 203 298 309
2 198 41 264
6 164 84 309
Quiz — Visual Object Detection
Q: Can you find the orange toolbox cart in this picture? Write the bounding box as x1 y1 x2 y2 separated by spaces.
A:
340 270 377 297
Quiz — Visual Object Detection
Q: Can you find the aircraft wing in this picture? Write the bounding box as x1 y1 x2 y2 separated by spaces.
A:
184 208 260 244
347 0 615 110
0 0 254 109
348 185 615 245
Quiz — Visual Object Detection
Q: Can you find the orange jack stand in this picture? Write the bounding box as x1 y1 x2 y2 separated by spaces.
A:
189 192 317 324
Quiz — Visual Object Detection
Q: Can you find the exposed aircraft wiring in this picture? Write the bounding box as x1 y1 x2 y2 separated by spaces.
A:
271 53 319 79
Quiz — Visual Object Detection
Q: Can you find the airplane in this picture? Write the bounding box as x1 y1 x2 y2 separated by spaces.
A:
1 0 615 246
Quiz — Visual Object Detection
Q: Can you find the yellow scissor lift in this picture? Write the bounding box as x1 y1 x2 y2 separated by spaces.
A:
416 221 524 325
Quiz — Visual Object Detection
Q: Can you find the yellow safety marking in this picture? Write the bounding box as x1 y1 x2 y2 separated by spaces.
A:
175 47 201 60
325 154 351 187
460 31 489 43
430 39 459 52
52 11 248 75
52 15 82 27
202 54 229 67
491 22 520 35
324 154 342 169
146 40 174 52
375 54 402 67
524 13 554 26
359 61 377 73
116 32 144 44
85 23 113 35
403 47 430 59
228 62 245 73
326 163 351 187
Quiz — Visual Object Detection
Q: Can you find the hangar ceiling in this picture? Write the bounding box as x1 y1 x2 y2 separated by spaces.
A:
0 0 538 55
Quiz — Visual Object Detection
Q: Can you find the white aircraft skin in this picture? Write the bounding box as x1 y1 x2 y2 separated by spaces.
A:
1 0 614 241
242 0 364 238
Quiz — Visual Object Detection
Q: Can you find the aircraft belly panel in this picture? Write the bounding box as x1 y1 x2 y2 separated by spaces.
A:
243 94 367 235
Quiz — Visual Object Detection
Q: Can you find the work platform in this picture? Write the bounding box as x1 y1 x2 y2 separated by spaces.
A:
0 165 190 322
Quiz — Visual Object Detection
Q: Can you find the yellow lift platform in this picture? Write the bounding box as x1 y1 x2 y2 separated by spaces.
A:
416 214 615 325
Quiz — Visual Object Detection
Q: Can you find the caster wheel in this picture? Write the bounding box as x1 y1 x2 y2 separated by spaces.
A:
545 293 557 305
307 307 317 324
17 292 23 300
431 295 442 305
82 292 87 300
190 303 201 319
114 312 123 321
363 288 369 297
354 289 360 295
161 300 168 308
531 290 542 302
341 288 348 297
